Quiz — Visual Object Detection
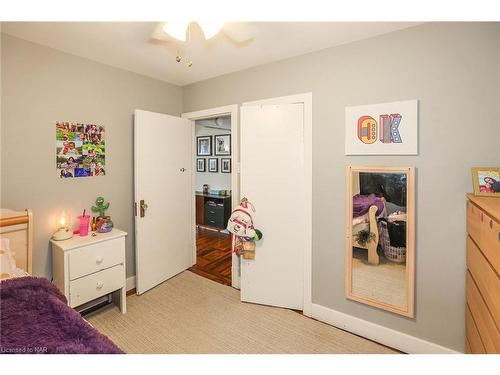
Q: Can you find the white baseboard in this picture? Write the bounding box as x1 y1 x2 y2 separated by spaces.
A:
311 303 460 354
126 276 136 292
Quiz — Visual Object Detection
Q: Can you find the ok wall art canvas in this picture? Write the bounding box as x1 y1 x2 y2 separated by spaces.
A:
345 100 418 155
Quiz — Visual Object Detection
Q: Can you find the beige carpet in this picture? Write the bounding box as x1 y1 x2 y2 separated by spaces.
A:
352 255 406 310
87 271 397 354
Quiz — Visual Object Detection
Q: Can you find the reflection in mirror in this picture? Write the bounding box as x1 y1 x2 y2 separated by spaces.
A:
346 166 415 317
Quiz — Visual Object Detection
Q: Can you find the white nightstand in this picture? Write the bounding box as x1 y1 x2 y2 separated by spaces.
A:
51 228 127 314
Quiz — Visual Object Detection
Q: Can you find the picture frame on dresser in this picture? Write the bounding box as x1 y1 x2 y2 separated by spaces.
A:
471 167 500 197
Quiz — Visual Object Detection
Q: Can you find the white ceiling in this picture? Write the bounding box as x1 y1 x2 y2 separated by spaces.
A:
2 22 420 86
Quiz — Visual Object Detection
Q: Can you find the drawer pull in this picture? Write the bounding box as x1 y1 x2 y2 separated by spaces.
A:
489 220 493 229
96 256 104 264
96 281 104 289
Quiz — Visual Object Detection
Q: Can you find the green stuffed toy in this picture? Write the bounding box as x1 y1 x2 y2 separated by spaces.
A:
91 197 109 218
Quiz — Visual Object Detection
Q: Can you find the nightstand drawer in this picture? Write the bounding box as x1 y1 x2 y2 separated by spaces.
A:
69 264 124 308
69 237 125 280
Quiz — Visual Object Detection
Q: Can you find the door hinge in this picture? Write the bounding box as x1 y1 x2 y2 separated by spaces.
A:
134 202 137 217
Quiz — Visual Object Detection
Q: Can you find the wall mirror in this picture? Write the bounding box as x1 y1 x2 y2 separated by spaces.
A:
346 166 415 317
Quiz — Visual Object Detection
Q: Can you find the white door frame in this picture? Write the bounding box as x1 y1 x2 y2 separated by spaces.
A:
182 105 240 289
242 93 312 317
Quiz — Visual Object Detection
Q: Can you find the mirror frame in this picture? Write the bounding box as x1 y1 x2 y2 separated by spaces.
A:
345 166 415 317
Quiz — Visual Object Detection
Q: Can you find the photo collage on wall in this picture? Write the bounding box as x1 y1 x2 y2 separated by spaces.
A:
56 121 105 178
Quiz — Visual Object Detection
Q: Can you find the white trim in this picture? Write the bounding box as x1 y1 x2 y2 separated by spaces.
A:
126 276 136 292
182 105 241 289
311 303 461 354
242 93 313 317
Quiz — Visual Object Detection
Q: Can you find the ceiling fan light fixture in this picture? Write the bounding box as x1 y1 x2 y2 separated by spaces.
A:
162 21 189 42
197 20 225 40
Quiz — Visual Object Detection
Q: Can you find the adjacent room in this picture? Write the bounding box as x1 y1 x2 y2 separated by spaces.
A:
190 115 234 286
0 12 499 363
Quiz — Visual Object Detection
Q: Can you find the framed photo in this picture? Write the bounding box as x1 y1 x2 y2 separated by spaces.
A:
214 134 231 156
197 136 212 156
196 158 206 172
221 158 231 173
208 158 218 173
345 100 418 155
471 167 500 197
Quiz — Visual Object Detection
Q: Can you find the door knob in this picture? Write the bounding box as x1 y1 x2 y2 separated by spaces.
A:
180 168 187 172
140 200 148 217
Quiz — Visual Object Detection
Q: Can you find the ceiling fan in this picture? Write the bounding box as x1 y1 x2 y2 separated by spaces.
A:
151 21 254 67
151 21 254 43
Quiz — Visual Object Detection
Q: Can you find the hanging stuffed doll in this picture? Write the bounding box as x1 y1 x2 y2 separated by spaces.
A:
227 198 263 260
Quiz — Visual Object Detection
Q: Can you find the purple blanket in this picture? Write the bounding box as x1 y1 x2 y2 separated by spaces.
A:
353 194 385 217
0 277 123 354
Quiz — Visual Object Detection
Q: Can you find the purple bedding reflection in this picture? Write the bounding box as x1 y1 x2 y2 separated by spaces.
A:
353 194 385 217
0 276 123 354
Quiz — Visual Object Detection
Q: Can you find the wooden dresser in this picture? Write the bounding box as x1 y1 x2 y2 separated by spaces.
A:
465 193 500 353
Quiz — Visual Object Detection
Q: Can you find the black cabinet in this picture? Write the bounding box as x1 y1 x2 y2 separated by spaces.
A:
196 192 231 230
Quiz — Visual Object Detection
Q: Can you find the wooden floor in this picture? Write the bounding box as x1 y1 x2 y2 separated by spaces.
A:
189 226 232 286
87 271 397 354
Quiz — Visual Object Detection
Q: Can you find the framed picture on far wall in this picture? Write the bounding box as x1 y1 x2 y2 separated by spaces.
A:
197 136 212 156
208 158 218 173
196 158 206 172
471 167 500 197
214 134 231 156
221 158 231 173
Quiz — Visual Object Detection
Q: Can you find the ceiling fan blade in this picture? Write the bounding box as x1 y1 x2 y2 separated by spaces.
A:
222 23 254 43
150 22 181 43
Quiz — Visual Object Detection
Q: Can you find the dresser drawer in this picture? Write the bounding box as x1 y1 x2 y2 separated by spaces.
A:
467 201 482 244
466 272 500 353
69 237 125 280
466 306 486 353
204 214 224 228
467 202 500 273
467 237 500 324
479 211 500 274
69 264 124 308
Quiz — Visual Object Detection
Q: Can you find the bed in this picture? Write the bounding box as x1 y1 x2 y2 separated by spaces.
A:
0 209 123 354
352 194 408 266
352 196 385 265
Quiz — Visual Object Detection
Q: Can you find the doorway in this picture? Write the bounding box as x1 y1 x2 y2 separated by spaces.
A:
135 96 311 313
182 105 240 289
189 115 234 286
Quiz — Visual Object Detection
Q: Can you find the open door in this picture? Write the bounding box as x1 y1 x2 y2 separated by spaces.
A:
240 103 306 310
134 109 194 295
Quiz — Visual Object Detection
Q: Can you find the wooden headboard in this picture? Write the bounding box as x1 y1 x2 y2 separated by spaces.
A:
0 208 33 274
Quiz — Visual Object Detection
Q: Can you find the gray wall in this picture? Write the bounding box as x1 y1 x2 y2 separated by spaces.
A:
0 34 183 278
183 23 500 351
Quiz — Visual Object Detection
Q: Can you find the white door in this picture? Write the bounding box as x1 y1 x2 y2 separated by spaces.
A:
134 109 194 295
240 104 305 310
